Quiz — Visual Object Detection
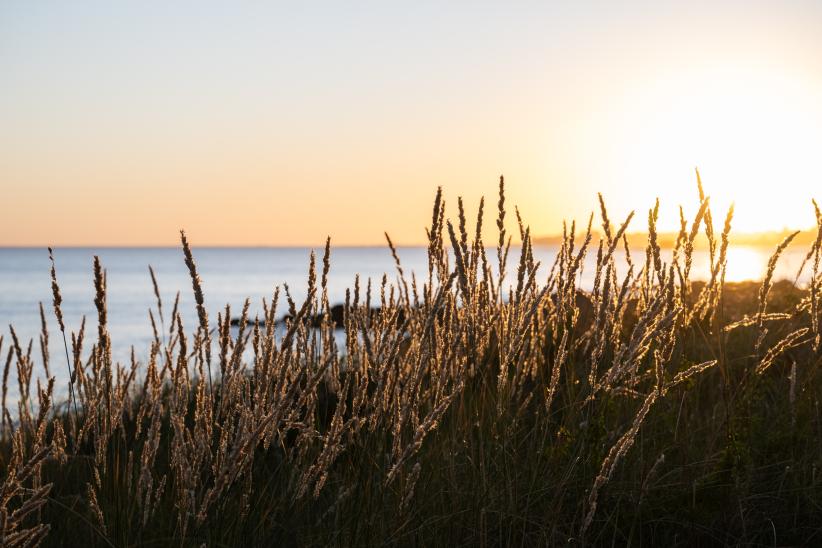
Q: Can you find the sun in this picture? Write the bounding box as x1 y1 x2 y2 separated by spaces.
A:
599 63 822 234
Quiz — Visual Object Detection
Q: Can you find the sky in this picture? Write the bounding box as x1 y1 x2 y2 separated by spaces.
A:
2 1 822 246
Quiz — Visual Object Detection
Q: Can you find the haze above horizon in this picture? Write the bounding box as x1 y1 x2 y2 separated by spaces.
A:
3 1 822 246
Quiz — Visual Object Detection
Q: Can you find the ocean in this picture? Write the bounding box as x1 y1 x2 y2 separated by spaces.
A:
0 244 810 402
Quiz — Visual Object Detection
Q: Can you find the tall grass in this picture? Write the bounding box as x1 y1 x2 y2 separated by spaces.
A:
2 176 822 546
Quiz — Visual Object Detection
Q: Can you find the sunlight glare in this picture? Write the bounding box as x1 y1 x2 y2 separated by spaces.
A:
722 246 768 283
608 64 822 234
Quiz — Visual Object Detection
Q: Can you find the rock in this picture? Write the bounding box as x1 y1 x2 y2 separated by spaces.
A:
229 317 265 328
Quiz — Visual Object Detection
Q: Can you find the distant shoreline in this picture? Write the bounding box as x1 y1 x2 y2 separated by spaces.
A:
534 228 817 250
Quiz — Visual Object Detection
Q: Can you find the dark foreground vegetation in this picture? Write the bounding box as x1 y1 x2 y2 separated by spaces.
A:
3 177 822 546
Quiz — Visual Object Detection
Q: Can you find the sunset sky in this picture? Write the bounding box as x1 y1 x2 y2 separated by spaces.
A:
3 1 822 246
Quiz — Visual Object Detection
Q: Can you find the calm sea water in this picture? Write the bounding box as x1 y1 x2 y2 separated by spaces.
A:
0 245 809 403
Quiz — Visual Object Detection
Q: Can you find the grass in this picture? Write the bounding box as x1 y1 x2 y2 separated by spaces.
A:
3 175 822 547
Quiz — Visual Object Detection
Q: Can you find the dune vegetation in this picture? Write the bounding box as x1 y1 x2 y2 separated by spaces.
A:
3 176 822 546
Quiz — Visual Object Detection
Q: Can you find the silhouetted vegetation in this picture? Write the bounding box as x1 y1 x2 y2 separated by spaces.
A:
3 177 822 546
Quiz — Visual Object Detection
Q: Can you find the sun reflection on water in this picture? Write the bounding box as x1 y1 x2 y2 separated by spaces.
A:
722 246 767 282
642 245 805 286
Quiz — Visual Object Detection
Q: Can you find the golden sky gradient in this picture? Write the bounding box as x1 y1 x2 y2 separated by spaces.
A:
3 2 822 245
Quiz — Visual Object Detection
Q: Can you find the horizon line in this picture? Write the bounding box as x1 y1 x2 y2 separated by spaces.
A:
1 227 818 250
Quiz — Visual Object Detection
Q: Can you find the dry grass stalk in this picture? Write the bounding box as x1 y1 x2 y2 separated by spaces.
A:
2 179 818 546
756 231 800 352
